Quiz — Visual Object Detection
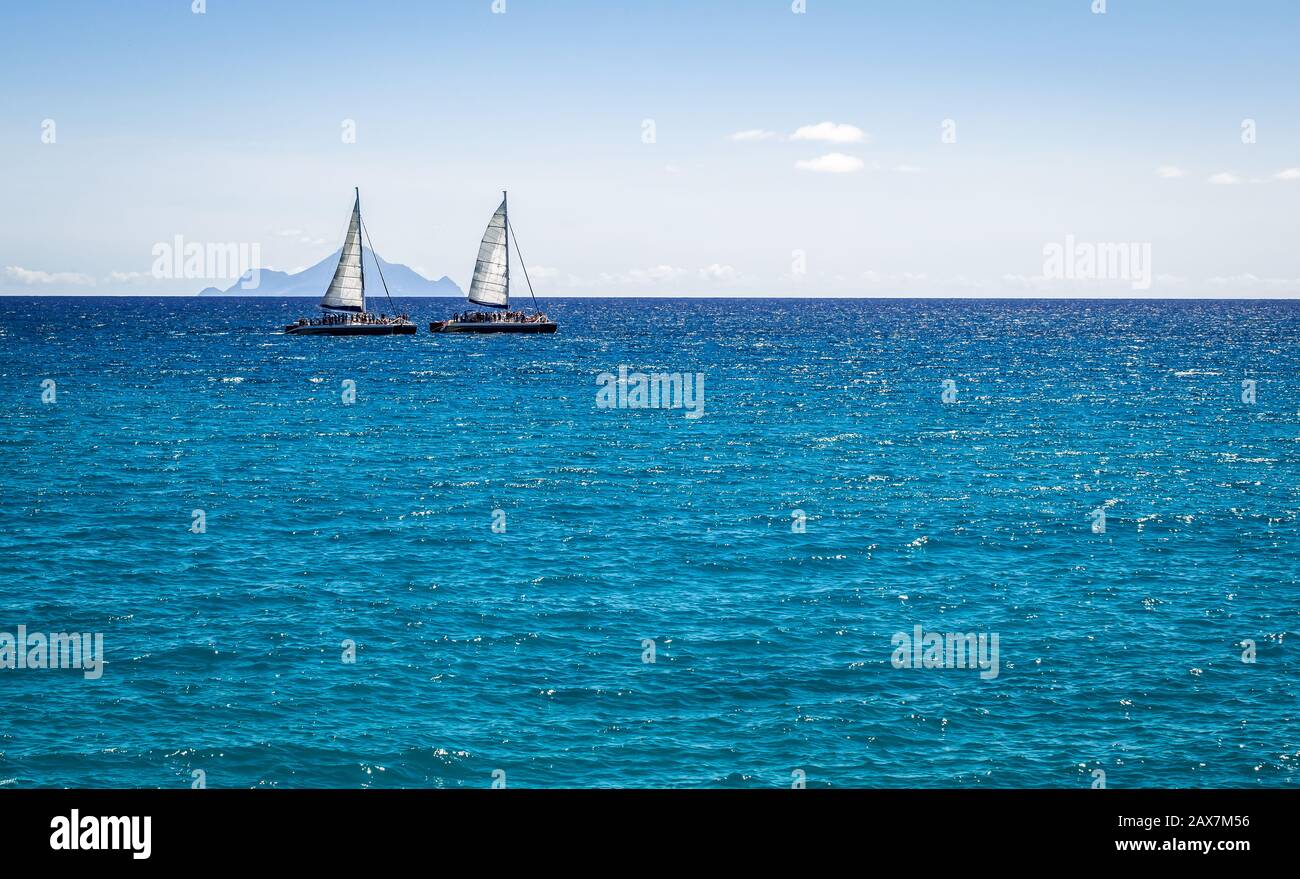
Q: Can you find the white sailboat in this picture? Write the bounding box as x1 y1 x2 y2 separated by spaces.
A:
430 192 556 334
284 188 416 336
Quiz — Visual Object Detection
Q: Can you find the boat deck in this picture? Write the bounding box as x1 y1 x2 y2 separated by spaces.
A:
430 320 557 334
285 322 416 336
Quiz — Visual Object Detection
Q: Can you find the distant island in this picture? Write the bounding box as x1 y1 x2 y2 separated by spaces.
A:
198 247 462 298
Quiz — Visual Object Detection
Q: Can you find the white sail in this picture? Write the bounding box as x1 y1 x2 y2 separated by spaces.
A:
467 199 509 309
321 193 365 312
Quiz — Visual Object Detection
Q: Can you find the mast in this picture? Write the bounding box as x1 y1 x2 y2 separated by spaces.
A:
356 187 365 314
503 190 509 310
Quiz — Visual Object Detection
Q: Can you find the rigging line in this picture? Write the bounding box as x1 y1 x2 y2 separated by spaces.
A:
359 215 397 313
507 219 541 313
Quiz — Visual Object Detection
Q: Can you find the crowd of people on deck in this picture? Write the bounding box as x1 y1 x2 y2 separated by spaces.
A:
453 310 549 324
290 308 552 330
293 311 410 328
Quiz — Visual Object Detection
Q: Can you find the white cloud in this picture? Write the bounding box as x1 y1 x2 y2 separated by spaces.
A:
630 265 685 284
274 228 327 245
795 153 865 174
106 271 150 283
729 129 777 142
998 273 1038 290
893 164 922 174
1275 168 1300 181
1207 171 1243 185
554 263 753 291
863 270 931 286
1206 273 1300 292
791 121 869 144
4 265 95 286
528 265 560 281
1156 166 1186 179
578 265 685 288
699 263 737 282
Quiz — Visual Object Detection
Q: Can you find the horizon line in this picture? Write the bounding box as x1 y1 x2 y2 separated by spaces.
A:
3 293 1299 301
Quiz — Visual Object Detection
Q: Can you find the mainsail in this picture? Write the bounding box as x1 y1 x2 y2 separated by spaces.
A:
467 199 509 309
321 191 365 312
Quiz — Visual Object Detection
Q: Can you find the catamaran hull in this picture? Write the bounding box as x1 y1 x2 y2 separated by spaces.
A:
284 323 416 336
429 321 557 334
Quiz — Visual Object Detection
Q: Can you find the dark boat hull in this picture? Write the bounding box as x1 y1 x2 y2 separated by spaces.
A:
285 323 416 336
430 321 557 334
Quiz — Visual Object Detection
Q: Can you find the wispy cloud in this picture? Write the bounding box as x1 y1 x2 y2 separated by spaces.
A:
791 121 868 145
728 129 777 142
699 263 738 282
275 228 327 246
106 271 150 283
1275 167 1300 181
1156 166 1186 179
1207 171 1243 185
542 263 751 292
4 265 96 286
586 265 688 287
863 270 931 286
795 153 865 174
1206 273 1300 293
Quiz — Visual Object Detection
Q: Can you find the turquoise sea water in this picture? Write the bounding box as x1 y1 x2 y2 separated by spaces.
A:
1 296 1296 788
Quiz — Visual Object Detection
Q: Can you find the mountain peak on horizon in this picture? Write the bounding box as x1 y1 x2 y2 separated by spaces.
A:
200 247 462 297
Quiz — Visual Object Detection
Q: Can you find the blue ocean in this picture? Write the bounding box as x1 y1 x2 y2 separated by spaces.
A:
1 296 1296 788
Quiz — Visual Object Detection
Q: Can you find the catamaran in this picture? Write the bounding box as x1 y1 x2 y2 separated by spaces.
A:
284 188 416 336
430 192 557 334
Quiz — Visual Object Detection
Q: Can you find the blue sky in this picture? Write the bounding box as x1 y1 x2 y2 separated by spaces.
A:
1 0 1297 296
